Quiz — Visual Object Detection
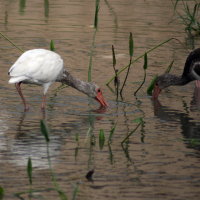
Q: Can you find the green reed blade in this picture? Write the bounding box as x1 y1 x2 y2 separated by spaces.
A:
99 129 105 150
108 124 116 143
40 120 50 142
112 45 116 69
72 183 79 200
143 52 148 70
0 31 24 53
104 0 118 29
129 32 134 58
50 40 55 51
106 38 175 86
121 122 141 144
133 117 143 124
44 0 49 17
120 32 134 96
173 0 181 10
134 53 148 96
165 60 174 73
147 75 158 96
58 190 68 200
19 0 26 14
94 0 100 29
0 186 4 200
27 157 33 185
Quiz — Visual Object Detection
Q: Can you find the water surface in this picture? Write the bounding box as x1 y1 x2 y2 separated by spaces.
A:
0 0 200 199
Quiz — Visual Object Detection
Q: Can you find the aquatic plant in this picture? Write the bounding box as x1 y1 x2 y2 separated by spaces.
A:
99 129 105 150
50 39 55 51
0 186 4 200
44 0 49 17
134 52 148 96
147 75 158 96
172 0 200 35
146 60 174 95
19 0 26 14
43 121 68 200
120 32 134 97
72 183 79 200
121 117 143 144
108 124 116 143
40 120 50 142
108 124 116 164
111 45 120 98
0 31 24 52
88 0 100 82
104 0 118 28
106 38 176 86
27 157 33 185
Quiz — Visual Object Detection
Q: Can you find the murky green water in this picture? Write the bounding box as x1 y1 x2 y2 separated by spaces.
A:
0 0 200 199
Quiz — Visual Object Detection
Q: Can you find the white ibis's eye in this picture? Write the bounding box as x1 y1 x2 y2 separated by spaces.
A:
97 88 101 93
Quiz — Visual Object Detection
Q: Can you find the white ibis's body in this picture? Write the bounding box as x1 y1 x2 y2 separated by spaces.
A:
8 49 108 110
9 49 64 94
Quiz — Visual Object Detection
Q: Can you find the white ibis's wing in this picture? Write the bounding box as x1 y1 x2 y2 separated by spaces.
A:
8 49 64 84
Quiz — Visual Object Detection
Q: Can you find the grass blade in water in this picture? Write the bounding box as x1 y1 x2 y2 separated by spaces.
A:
0 32 24 53
27 157 33 185
108 124 116 143
72 183 79 200
112 45 120 91
106 38 175 85
58 190 68 200
94 0 100 29
112 45 116 69
147 60 173 96
143 52 148 70
99 129 105 150
0 187 4 200
40 120 50 142
133 117 143 124
165 60 174 73
50 40 55 51
44 0 49 17
121 122 141 144
120 32 134 96
134 52 148 96
147 75 158 96
88 0 100 82
129 32 134 58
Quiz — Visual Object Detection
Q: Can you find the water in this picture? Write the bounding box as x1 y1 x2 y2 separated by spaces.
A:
0 0 200 199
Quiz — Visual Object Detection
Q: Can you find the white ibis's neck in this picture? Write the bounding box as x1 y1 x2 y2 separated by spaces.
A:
57 70 93 96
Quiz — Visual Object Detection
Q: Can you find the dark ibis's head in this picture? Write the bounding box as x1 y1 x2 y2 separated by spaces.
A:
152 74 175 99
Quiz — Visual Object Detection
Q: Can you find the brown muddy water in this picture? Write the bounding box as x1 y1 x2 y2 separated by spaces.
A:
0 0 200 199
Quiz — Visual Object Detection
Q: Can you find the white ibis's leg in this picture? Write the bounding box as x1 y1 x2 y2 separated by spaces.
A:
41 82 51 110
15 83 29 111
41 95 46 110
195 80 200 88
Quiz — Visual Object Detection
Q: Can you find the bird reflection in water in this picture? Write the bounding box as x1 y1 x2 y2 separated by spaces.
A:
152 89 200 151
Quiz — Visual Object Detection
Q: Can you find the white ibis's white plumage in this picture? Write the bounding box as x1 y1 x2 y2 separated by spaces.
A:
8 49 108 110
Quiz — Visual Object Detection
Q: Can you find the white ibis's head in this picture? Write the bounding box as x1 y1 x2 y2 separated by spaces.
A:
152 74 174 99
87 83 108 107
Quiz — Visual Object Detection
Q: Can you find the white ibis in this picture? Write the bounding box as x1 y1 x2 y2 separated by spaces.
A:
8 49 108 110
153 48 200 99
